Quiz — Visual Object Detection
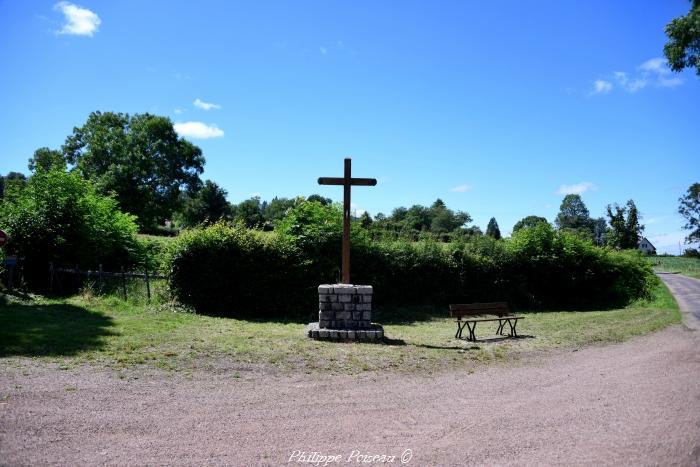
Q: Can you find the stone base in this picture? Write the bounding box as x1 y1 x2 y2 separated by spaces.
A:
306 322 384 341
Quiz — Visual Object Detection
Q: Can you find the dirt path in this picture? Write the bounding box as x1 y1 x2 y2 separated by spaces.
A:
1 324 699 466
659 272 700 329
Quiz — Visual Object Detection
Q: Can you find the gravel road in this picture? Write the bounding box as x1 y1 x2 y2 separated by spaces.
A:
2 321 699 466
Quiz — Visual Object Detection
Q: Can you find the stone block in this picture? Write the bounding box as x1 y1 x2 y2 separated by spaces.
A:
329 330 338 339
356 285 373 295
331 302 344 311
319 302 332 312
344 303 356 311
362 311 371 320
336 311 349 320
347 330 356 339
319 294 335 303
361 295 372 303
319 329 329 338
338 330 347 339
338 294 352 303
319 319 331 328
359 303 372 311
318 285 333 294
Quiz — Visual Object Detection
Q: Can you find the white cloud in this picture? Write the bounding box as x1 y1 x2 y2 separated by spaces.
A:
193 98 221 110
173 121 224 139
556 182 597 195
450 184 472 193
590 79 613 95
603 58 683 94
173 108 185 115
54 2 101 37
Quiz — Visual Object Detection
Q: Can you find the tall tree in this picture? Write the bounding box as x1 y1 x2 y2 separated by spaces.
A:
177 180 230 227
606 200 644 249
555 194 594 236
232 196 265 228
0 172 27 199
593 217 607 247
263 197 298 226
28 147 66 173
62 111 205 229
485 217 502 239
306 194 332 205
664 0 700 75
512 215 548 233
679 183 700 244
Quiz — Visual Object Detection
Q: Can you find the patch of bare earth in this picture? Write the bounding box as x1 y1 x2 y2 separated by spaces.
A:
1 325 699 466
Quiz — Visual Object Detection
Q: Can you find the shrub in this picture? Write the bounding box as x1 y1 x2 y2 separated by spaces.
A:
167 222 309 318
166 217 656 318
0 169 137 289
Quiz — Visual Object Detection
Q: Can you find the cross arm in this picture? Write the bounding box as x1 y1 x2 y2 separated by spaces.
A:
317 177 377 186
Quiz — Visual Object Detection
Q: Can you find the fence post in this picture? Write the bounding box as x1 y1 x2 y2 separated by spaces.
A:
98 264 103 293
121 266 127 301
144 264 151 302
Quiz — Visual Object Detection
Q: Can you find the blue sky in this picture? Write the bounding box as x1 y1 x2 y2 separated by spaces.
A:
0 1 698 253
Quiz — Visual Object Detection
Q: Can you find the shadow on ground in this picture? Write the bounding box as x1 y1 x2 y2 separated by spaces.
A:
0 299 115 357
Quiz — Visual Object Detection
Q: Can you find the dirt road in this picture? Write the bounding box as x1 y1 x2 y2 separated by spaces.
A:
2 321 699 466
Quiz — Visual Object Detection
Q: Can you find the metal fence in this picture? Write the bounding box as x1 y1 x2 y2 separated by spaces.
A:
48 262 167 301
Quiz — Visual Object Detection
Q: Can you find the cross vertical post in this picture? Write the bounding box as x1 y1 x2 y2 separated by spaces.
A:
318 158 377 284
343 158 351 284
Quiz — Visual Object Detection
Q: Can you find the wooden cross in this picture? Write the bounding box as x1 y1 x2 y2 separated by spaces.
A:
318 158 377 284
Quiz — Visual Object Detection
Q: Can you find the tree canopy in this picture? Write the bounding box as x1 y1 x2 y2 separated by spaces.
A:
679 182 700 244
176 180 231 227
512 215 549 233
606 200 644 250
62 111 205 229
485 217 502 239
664 0 700 75
555 194 594 238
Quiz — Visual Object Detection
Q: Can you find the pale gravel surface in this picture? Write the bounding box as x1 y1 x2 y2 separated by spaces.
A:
1 323 699 466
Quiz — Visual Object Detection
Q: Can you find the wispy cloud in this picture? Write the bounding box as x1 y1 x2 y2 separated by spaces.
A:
557 182 597 195
54 2 100 37
173 108 185 115
174 121 224 139
450 184 472 193
319 47 327 55
593 57 683 95
193 98 221 110
590 79 612 96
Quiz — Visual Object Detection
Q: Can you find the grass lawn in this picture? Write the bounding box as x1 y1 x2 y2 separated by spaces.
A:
0 281 680 375
649 256 700 280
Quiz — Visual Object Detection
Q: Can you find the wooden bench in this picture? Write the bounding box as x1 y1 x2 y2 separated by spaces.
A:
449 302 523 342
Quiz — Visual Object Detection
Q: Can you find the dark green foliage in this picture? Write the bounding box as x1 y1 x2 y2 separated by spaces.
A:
606 200 644 249
167 223 309 318
28 147 66 173
0 169 137 289
512 215 549 233
231 196 265 228
555 194 594 238
485 217 502 239
0 172 27 199
664 0 700 75
176 180 231 227
370 199 472 241
63 111 205 230
679 182 700 244
166 216 655 317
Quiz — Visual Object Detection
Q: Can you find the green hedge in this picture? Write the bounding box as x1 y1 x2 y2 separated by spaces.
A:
166 204 656 318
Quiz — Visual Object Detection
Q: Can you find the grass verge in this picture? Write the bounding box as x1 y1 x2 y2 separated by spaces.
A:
0 281 680 375
649 256 700 280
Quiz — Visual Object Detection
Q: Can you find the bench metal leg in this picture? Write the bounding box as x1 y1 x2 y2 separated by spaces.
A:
455 320 468 339
466 322 477 342
496 319 506 335
506 318 519 337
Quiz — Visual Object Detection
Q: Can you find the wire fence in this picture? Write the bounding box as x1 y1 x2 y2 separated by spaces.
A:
49 262 168 302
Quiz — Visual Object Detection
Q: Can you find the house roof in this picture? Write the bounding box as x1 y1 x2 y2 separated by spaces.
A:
639 237 656 250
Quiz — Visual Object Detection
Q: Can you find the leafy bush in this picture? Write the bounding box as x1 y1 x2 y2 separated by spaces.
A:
0 169 137 289
166 214 655 318
167 222 309 318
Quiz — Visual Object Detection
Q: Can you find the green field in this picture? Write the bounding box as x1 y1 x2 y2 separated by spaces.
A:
649 256 700 280
0 281 680 375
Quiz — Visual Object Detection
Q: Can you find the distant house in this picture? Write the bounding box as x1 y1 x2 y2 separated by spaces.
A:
638 237 656 255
